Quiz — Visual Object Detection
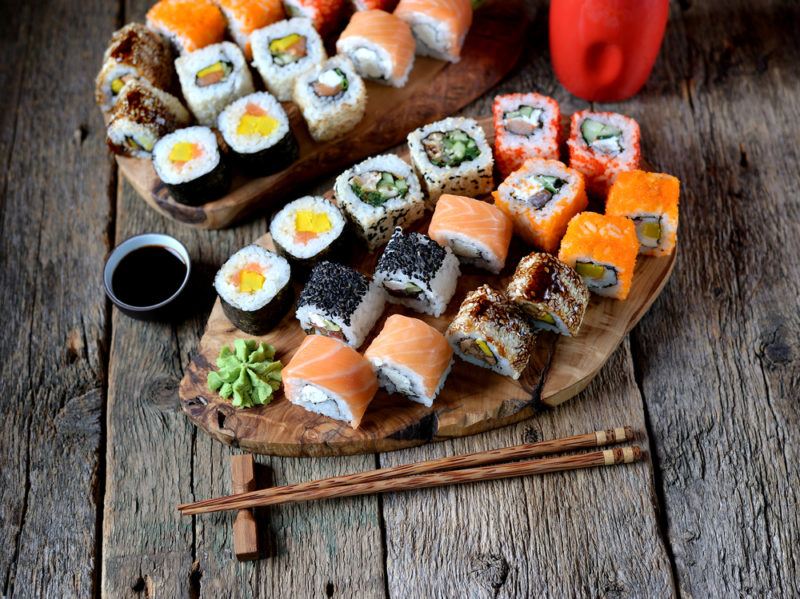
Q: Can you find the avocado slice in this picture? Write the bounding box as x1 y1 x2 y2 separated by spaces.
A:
575 261 607 279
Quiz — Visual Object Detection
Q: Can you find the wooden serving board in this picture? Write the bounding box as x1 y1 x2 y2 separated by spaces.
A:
117 0 528 229
178 119 677 457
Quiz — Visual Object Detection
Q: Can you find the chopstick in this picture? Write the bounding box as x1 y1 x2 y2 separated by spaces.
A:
179 426 636 515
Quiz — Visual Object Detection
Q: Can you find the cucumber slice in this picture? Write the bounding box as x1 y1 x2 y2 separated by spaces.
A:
451 141 466 159
450 130 469 142
519 105 535 118
533 175 563 195
395 178 408 194
580 118 622 144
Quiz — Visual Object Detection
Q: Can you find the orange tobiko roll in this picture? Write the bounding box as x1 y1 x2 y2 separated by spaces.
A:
558 212 638 300
216 0 285 58
283 0 346 35
567 110 641 198
606 170 680 257
147 0 227 54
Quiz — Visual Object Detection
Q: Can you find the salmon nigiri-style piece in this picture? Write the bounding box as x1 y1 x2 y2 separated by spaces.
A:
336 9 416 87
394 0 473 63
283 335 378 429
428 194 513 274
365 315 454 407
146 0 227 54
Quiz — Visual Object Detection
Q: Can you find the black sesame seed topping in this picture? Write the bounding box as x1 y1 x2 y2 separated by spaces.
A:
298 261 370 326
375 227 447 282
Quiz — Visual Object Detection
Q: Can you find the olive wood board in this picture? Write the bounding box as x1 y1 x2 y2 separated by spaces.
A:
116 0 528 229
178 120 677 457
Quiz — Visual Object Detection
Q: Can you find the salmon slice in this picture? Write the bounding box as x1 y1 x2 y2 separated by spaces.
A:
394 0 472 57
147 0 227 53
428 194 513 266
338 10 415 81
283 335 378 429
364 314 453 400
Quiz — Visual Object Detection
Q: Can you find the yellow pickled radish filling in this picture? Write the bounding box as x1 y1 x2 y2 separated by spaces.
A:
270 33 302 53
237 113 279 137
169 141 199 165
238 269 265 293
475 338 493 358
111 78 125 94
295 210 332 234
197 62 224 80
640 221 661 239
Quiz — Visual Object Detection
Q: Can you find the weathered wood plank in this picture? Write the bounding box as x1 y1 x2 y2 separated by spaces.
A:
624 1 800 596
0 0 117 596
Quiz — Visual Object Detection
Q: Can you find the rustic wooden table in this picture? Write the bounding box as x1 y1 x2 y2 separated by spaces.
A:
1 0 798 597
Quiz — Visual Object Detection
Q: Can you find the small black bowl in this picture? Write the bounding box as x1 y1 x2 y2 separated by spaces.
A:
103 233 192 321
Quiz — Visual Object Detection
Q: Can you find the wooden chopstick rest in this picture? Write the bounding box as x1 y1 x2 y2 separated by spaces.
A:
230 454 259 561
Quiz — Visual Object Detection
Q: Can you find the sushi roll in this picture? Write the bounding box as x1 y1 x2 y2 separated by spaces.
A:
216 0 285 58
175 42 255 127
334 154 425 251
558 212 639 300
407 117 494 206
567 110 641 197
152 126 230 205
446 285 533 380
605 170 680 257
146 0 227 54
336 10 415 88
283 335 378 429
217 92 298 175
349 0 399 10
373 227 460 316
427 194 512 274
493 158 588 253
293 55 367 141
214 244 293 334
95 23 174 113
364 314 453 407
251 18 327 101
296 261 385 348
106 79 191 158
394 0 473 63
282 0 346 35
493 92 562 178
506 252 589 336
269 195 347 268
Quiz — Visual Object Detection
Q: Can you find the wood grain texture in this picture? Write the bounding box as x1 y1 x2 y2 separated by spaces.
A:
621 1 800 595
230 455 259 561
118 0 528 229
0 0 116 597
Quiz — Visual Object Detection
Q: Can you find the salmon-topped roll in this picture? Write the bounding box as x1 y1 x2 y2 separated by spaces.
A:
283 335 378 428
394 0 472 63
283 0 346 36
365 315 454 407
428 194 512 274
336 10 416 87
147 0 227 54
216 0 285 58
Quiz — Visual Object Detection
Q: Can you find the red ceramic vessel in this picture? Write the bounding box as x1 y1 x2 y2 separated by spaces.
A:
549 0 669 102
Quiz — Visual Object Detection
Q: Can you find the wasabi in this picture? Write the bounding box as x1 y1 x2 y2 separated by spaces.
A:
207 339 282 408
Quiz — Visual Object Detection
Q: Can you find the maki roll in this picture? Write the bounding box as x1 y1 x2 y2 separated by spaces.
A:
567 110 641 197
493 158 588 253
293 55 367 141
605 170 680 257
506 252 589 336
558 212 639 300
373 227 460 316
334 154 425 251
95 23 174 113
364 314 454 407
216 0 285 58
446 285 534 380
175 42 255 127
282 0 346 36
269 195 347 268
283 335 378 429
106 79 191 158
146 0 227 54
251 18 327 101
214 245 293 334
407 116 494 206
296 261 385 348
217 92 298 175
395 0 473 63
427 194 512 274
336 10 416 88
493 92 562 178
152 126 230 205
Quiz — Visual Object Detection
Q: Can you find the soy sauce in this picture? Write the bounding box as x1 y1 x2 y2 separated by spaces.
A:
111 245 187 307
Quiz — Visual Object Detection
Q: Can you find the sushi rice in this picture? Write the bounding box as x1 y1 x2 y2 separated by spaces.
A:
175 42 255 126
334 154 425 251
251 18 327 101
269 195 347 265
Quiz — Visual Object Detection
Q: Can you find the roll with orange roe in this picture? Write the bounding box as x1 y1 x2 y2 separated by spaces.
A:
147 0 227 54
605 170 680 257
558 212 639 300
216 0 285 58
282 0 346 36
